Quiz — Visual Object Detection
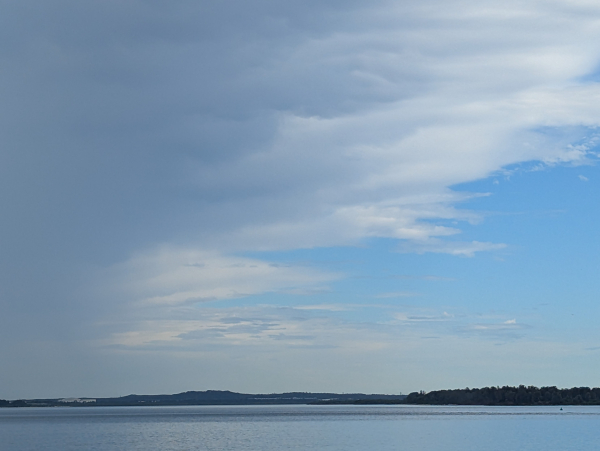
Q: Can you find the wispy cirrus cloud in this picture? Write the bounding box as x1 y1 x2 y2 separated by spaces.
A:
398 239 507 257
394 311 454 322
292 304 353 311
103 246 339 307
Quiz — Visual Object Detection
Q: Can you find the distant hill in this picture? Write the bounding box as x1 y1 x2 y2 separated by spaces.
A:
0 390 406 407
94 390 406 406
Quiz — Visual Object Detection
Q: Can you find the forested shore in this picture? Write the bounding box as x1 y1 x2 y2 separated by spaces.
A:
401 386 600 405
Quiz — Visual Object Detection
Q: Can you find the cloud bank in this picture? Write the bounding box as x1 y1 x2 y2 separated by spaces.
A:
2 0 600 396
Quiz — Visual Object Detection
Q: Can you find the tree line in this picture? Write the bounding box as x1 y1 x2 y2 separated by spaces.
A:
404 385 600 405
0 399 28 407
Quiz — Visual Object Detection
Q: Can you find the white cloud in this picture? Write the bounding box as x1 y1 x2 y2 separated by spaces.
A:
105 246 338 306
173 1 600 255
398 239 507 257
88 0 600 320
464 319 527 340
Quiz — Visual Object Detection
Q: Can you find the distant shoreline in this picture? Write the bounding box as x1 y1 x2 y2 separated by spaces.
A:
0 390 406 408
3 386 600 407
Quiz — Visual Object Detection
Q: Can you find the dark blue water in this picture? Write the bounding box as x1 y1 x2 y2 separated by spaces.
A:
1 404 599 450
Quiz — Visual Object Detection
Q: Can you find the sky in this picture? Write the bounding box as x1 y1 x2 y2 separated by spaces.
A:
2 0 600 399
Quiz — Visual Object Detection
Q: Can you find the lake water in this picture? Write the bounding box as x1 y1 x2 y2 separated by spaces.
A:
1 404 599 450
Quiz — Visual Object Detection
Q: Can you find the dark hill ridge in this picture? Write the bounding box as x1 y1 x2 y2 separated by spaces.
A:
95 390 406 406
0 390 406 407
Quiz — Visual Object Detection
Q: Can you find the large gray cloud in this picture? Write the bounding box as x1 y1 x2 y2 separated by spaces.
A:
2 0 600 397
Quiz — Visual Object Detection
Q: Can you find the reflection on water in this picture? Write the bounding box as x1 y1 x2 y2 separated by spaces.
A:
1 405 599 451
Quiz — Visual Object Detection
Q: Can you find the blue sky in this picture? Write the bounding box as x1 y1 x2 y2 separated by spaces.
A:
2 0 600 399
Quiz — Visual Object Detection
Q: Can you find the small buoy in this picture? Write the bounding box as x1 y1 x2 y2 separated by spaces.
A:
560 407 563 411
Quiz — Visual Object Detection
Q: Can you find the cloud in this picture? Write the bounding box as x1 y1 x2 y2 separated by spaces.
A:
103 246 339 306
292 304 352 311
3 0 600 267
398 239 507 257
98 304 508 354
461 319 529 340
394 311 454 322
101 305 381 351
4 0 600 396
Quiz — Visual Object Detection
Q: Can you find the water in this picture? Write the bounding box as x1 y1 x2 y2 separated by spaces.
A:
1 404 599 450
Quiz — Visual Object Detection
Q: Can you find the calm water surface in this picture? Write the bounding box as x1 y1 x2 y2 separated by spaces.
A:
1 404 599 450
